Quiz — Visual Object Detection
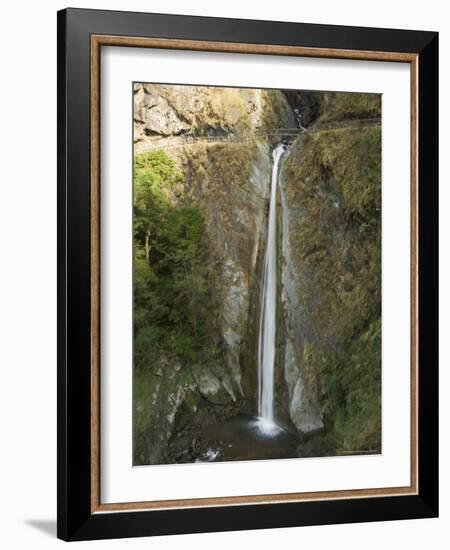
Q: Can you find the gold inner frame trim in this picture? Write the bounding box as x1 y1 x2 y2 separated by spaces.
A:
90 34 419 514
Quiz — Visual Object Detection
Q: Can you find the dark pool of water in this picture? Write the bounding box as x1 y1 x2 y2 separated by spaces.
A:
195 414 300 463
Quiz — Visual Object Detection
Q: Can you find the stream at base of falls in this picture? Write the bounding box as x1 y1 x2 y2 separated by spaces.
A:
195 415 299 463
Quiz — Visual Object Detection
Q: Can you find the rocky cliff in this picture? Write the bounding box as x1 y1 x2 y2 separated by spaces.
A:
133 83 382 464
281 92 382 454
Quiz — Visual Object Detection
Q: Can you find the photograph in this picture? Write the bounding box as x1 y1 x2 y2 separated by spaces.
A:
51 4 438 543
132 83 382 466
0 0 443 546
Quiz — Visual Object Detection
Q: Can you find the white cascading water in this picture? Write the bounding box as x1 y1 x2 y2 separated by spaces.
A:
257 144 286 434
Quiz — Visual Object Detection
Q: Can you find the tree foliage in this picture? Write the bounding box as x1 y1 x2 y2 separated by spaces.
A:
133 150 217 368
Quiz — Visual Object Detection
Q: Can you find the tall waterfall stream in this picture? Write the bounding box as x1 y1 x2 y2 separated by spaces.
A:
196 144 299 462
257 144 287 434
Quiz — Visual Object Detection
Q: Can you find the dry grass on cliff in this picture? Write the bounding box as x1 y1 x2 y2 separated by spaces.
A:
316 92 381 124
284 124 382 454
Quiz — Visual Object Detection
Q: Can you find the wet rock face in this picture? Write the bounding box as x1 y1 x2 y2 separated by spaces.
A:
282 91 321 128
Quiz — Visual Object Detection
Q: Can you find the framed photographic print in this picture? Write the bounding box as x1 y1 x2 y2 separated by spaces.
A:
57 8 438 541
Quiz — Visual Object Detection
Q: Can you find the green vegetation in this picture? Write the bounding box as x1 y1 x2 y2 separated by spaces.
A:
284 125 382 454
133 150 222 464
134 150 212 362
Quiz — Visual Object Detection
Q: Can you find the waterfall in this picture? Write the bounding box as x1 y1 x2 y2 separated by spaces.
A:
257 144 286 433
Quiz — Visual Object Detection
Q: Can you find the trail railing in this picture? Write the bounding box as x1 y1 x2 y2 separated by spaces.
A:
135 118 381 153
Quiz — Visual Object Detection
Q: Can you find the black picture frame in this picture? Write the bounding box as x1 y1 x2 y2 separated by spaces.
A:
57 7 438 541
